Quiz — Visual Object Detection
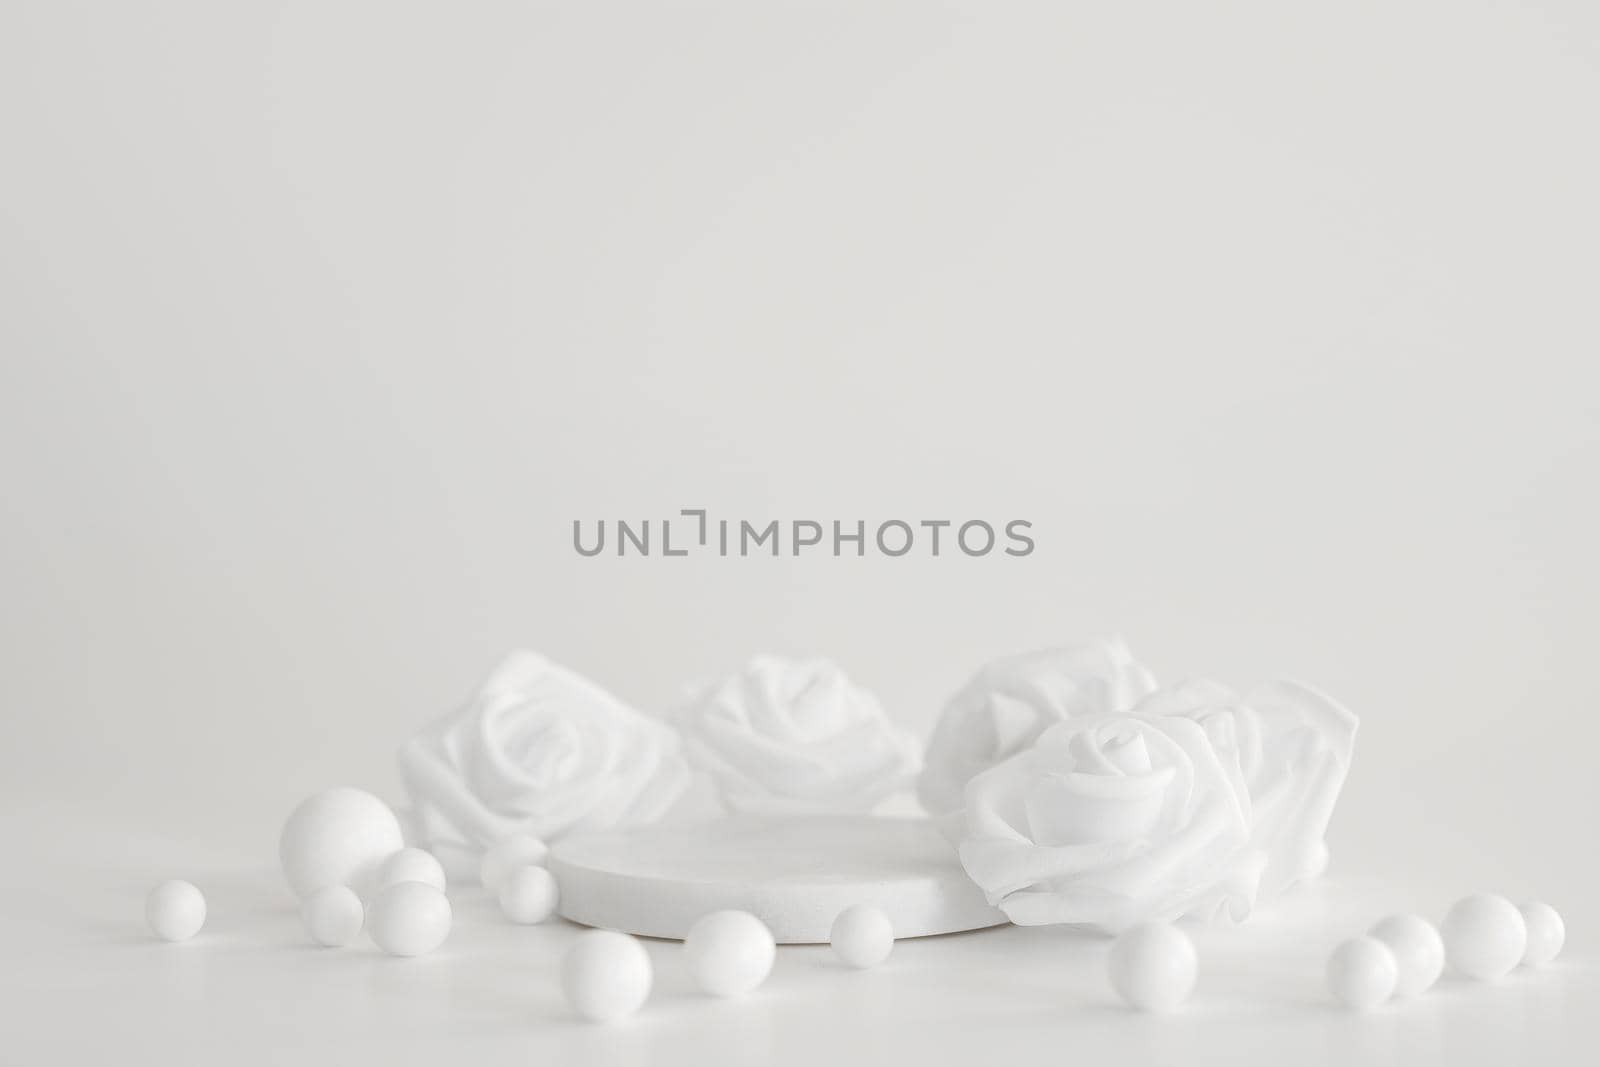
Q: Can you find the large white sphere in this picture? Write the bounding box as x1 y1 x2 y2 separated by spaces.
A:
499 866 560 924
279 788 405 898
830 905 894 969
563 930 652 1023
479 835 549 892
368 880 452 957
1107 923 1197 1012
376 848 446 893
1442 893 1526 981
146 880 206 942
1369 914 1444 997
1328 936 1398 1010
302 885 364 947
1520 901 1565 967
684 910 776 997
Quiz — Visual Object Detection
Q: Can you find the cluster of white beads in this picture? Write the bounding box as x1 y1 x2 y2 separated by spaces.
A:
1329 894 1563 1011
152 798 570 960
150 788 1571 1027
272 788 457 956
561 904 898 1023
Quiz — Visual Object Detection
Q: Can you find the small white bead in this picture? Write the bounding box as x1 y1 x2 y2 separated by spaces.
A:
368 880 451 957
1328 936 1398 1010
563 930 652 1023
684 910 776 997
1520 901 1565 967
498 866 560 924
1441 893 1526 981
146 880 206 942
479 835 549 892
302 885 364 947
1368 914 1444 997
1106 923 1196 1012
376 848 446 893
830 905 893 968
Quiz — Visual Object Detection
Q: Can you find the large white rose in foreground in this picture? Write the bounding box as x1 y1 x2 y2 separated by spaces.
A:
918 639 1157 815
958 708 1262 932
1136 677 1358 896
399 652 689 869
675 656 922 814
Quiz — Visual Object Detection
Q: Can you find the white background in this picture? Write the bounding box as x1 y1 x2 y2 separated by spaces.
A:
2 2 1597 1063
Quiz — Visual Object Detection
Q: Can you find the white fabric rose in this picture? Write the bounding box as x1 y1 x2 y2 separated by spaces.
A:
958 706 1263 932
918 639 1158 815
398 652 689 873
674 656 922 814
1135 677 1358 896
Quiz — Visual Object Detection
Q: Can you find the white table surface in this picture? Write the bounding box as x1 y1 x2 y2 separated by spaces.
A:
4 811 1594 1067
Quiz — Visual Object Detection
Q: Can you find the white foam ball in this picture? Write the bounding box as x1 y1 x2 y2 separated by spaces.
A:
479 835 549 892
376 848 445 893
684 910 776 997
368 880 451 957
279 788 404 898
830 905 893 968
302 885 364 947
1369 914 1444 997
563 930 652 1023
1107 923 1196 1012
499 866 559 924
1442 893 1527 981
146 880 206 942
1328 936 1398 1009
1520 901 1565 967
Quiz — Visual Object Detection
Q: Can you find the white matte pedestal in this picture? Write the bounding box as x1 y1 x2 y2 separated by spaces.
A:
548 815 1008 943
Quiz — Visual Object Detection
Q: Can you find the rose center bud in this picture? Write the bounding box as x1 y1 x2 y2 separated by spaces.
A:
1101 728 1154 775
1022 764 1175 847
496 708 583 786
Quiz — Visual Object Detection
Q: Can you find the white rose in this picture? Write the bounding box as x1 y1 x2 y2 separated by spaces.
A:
674 656 922 814
1135 677 1358 895
918 639 1158 815
957 706 1263 932
398 652 689 871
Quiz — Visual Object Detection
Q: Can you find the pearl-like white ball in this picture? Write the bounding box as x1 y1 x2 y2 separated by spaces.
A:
684 910 776 997
368 880 452 957
302 885 364 947
1106 923 1197 1012
1327 936 1398 1010
830 905 894 968
146 880 206 942
563 930 653 1023
376 848 446 893
1368 914 1444 997
1441 893 1527 981
279 787 405 899
1520 901 1565 967
498 866 560 924
479 835 549 892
